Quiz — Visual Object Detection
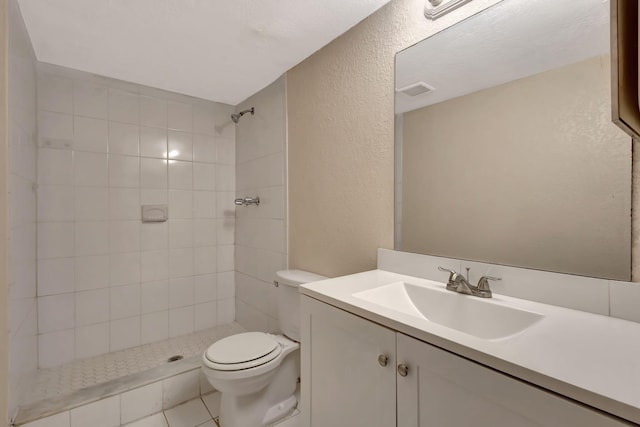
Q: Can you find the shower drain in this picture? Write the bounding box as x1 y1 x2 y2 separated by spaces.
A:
167 355 184 363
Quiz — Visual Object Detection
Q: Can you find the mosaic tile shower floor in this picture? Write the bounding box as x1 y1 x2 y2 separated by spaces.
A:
21 323 245 407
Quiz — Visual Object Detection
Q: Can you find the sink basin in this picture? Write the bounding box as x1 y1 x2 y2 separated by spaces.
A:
353 281 543 340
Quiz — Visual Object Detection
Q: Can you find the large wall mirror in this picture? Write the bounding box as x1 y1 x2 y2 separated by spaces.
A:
395 0 632 280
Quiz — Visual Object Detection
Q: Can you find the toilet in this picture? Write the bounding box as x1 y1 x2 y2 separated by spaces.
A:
202 270 326 427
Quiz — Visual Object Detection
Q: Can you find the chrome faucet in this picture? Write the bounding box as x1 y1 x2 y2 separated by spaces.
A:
438 267 501 298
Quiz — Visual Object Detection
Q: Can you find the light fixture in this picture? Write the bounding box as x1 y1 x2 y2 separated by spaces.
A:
425 0 475 20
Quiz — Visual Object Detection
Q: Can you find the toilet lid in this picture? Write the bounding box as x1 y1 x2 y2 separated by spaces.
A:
205 332 280 368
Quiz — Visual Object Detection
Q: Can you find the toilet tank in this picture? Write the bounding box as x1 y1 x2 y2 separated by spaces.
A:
275 270 327 341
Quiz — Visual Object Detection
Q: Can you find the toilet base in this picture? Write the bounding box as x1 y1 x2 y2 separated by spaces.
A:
263 394 297 425
217 346 300 427
219 387 298 427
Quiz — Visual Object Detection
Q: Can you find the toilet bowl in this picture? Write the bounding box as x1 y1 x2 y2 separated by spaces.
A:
201 270 327 427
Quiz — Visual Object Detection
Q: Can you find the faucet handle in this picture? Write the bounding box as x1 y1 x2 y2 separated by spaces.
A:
438 266 458 280
476 276 501 297
439 266 461 291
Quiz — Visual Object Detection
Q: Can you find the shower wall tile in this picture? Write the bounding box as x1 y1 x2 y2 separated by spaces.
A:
38 111 73 148
169 161 193 190
194 220 216 247
218 298 236 324
38 148 73 185
196 246 218 275
234 77 287 333
169 306 195 337
168 190 194 218
37 186 74 222
193 104 217 136
141 310 169 344
38 293 75 333
216 137 235 166
109 154 140 188
111 317 141 352
109 88 139 124
193 134 217 163
35 64 235 367
141 158 168 189
38 73 74 114
194 274 217 303
9 1 38 412
141 250 169 282
194 192 216 219
110 284 141 320
140 96 168 129
215 164 235 191
194 163 216 191
75 187 109 221
195 301 218 330
37 222 74 259
140 126 168 158
168 101 193 132
73 81 108 119
75 322 110 359
37 258 75 296
38 329 75 368
75 255 109 291
108 122 139 156
109 188 140 220
168 130 193 161
74 116 109 153
74 221 109 256
73 151 108 187
75 289 110 326
141 280 170 315
169 277 195 309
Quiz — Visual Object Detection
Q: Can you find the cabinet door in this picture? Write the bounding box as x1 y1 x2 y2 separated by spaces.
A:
301 296 397 427
397 333 632 427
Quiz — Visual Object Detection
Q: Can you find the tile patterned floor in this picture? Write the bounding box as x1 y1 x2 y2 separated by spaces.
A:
22 323 245 406
124 393 301 427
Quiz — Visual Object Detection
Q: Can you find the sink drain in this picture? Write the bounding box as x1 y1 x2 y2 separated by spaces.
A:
167 355 184 363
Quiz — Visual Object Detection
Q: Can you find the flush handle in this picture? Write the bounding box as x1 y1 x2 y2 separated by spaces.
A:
397 364 409 377
378 354 389 367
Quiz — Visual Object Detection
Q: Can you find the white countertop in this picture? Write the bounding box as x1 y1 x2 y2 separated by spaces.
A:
299 270 640 425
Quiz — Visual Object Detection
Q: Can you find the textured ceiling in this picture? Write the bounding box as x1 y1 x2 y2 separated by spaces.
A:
396 0 610 113
18 0 390 105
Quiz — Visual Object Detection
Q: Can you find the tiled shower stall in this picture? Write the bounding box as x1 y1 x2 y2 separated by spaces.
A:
34 64 237 368
8 1 289 422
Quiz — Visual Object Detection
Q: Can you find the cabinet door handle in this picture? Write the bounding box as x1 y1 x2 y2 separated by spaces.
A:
378 354 389 367
397 364 409 377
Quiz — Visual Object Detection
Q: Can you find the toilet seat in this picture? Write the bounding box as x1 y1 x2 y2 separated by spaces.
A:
204 332 282 371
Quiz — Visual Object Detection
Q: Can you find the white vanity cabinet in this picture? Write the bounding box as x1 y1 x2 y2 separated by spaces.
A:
301 296 633 427
397 333 629 427
300 294 397 426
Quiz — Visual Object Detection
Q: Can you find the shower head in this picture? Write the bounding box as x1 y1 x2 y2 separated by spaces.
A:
231 107 254 124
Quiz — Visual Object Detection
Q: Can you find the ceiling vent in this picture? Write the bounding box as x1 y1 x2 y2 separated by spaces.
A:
396 82 435 96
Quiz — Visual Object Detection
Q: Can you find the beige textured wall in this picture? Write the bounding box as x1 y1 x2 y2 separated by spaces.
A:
0 0 9 422
401 56 631 280
287 0 501 277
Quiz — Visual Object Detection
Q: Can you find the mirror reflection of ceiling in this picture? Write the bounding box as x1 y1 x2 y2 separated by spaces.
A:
395 0 609 114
